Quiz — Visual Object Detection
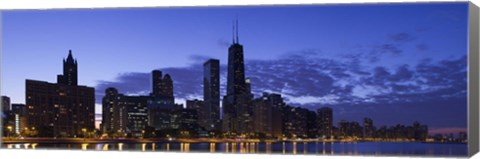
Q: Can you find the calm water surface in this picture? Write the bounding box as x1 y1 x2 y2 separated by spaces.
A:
2 142 467 157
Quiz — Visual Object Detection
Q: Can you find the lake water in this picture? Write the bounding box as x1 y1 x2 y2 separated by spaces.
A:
2 141 467 157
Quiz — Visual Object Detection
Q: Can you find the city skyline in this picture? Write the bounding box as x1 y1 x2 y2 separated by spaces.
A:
1 3 468 134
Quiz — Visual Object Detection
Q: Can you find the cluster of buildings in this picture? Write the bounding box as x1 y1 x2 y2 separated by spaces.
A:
0 24 460 142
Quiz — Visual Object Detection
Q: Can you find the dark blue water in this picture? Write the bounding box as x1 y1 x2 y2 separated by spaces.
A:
2 141 467 157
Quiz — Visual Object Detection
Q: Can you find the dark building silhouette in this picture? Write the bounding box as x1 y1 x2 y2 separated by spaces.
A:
413 121 428 141
222 20 254 137
269 94 284 139
151 70 173 98
252 93 284 139
2 96 11 112
363 118 374 139
121 95 149 137
172 108 202 138
25 50 95 137
283 105 308 138
102 88 125 135
151 70 163 96
307 110 318 138
2 111 14 137
11 104 26 116
147 96 179 130
317 107 333 139
203 59 221 132
101 87 149 137
160 74 174 97
338 120 362 139
148 70 179 131
57 50 78 86
253 95 273 138
11 103 27 134
186 99 206 130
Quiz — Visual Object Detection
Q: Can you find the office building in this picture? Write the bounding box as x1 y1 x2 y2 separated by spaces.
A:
26 50 95 137
203 59 221 131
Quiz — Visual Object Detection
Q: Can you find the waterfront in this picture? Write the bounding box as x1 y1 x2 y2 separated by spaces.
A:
1 141 467 157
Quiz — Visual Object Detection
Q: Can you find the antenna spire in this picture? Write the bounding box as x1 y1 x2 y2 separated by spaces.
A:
232 20 235 44
235 15 239 44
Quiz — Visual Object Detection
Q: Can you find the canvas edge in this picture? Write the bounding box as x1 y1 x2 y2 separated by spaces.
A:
0 11 3 147
468 1 480 157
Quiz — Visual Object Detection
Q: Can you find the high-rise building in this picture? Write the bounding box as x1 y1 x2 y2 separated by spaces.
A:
222 20 254 137
251 93 284 139
307 110 318 138
151 70 163 97
186 99 206 130
102 88 125 134
338 120 362 139
283 105 308 138
148 69 178 131
101 87 149 137
11 104 26 134
160 74 174 98
102 88 125 135
26 50 95 137
363 118 374 139
317 107 333 139
203 59 221 132
57 50 78 86
252 94 273 137
11 104 26 116
147 96 178 130
172 108 201 138
121 95 149 137
2 96 11 112
413 121 428 141
151 70 173 98
269 93 284 139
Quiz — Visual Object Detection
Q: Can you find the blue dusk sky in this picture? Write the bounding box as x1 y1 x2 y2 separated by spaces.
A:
1 2 469 134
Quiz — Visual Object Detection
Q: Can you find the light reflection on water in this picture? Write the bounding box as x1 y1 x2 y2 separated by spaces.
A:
2 141 467 157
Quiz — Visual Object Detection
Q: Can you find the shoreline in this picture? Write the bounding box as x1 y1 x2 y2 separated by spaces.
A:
0 138 467 144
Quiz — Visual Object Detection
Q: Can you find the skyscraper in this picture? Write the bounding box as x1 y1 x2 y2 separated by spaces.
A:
11 104 26 134
363 118 374 140
151 70 163 97
186 99 206 130
148 70 178 131
283 106 308 138
151 70 174 98
2 96 11 112
101 87 149 137
101 88 126 135
252 93 284 139
122 95 149 137
26 50 95 137
57 50 78 86
203 59 221 131
317 107 333 139
253 94 273 137
222 19 254 137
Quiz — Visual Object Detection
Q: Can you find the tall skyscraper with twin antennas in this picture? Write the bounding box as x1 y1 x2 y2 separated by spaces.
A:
222 18 254 137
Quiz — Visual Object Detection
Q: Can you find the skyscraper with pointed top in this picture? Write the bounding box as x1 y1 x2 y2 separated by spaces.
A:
57 50 78 86
26 50 95 137
222 18 254 137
